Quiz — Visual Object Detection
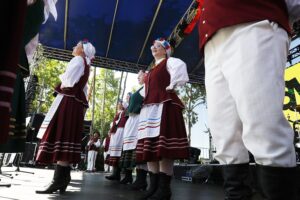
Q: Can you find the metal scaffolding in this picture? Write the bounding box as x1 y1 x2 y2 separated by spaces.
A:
43 46 205 83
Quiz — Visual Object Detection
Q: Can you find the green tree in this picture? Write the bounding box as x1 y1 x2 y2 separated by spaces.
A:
179 83 206 145
32 57 67 113
85 68 119 138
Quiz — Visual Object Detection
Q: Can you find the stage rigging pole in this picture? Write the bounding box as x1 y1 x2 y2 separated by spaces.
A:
89 67 97 134
116 71 124 112
101 69 108 136
121 72 128 100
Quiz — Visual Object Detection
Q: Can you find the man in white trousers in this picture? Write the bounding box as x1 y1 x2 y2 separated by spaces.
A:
86 131 101 172
198 1 299 199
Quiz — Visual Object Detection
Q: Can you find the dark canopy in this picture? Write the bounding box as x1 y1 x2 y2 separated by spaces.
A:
39 0 204 83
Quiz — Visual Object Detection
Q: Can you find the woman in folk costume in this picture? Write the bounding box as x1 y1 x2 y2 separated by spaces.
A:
86 130 101 172
105 99 129 181
136 38 189 200
102 134 111 172
119 71 149 189
35 40 96 194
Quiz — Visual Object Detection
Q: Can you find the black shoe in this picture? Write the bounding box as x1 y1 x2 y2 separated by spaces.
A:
222 163 253 200
256 165 298 200
105 167 120 181
36 165 71 194
138 172 159 200
61 166 71 194
148 172 172 200
120 169 133 184
130 169 148 191
105 174 120 181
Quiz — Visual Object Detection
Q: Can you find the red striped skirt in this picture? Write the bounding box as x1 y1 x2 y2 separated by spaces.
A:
136 101 189 162
107 156 120 167
36 96 85 164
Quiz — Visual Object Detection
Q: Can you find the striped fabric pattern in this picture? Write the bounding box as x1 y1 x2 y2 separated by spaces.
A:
123 136 136 145
136 135 189 161
119 150 136 169
136 135 189 152
108 128 124 157
1 1 27 143
0 72 27 152
38 141 82 153
122 114 140 151
108 146 123 153
138 118 161 130
137 104 163 139
8 117 26 139
107 156 120 167
0 71 17 142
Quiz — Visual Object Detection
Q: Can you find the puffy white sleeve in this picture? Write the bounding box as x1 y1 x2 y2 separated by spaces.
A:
95 139 101 148
43 0 58 23
87 140 92 146
102 138 106 147
166 57 189 90
59 56 85 88
139 86 145 98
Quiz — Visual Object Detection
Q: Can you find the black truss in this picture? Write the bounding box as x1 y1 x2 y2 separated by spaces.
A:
288 44 300 66
43 46 204 84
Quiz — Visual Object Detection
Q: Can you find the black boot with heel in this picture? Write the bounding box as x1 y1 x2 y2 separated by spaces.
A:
60 166 71 194
120 169 133 184
36 165 71 194
138 172 159 200
105 166 121 181
148 172 172 200
130 169 148 191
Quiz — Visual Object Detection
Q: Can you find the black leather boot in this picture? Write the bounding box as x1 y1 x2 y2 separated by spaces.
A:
148 172 172 200
60 166 71 194
120 169 133 184
105 166 121 181
138 172 159 200
256 165 298 200
222 163 253 200
36 165 70 194
130 169 148 191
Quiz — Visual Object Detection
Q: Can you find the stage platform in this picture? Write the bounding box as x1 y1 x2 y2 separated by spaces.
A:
0 165 298 200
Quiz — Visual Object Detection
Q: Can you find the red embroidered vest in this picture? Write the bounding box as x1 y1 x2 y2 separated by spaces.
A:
144 59 184 108
55 57 90 107
104 136 110 152
88 137 100 151
198 0 290 49
109 110 128 134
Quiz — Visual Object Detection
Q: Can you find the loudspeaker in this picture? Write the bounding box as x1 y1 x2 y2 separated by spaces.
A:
81 120 92 152
20 142 37 165
83 120 92 135
188 147 201 164
26 113 45 142
30 113 45 130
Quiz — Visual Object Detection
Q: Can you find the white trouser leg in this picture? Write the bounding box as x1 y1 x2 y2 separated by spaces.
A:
92 151 98 170
205 20 296 167
205 28 249 164
87 151 93 170
103 152 109 172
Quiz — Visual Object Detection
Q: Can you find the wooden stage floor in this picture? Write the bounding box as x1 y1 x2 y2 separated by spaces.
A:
0 166 292 200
